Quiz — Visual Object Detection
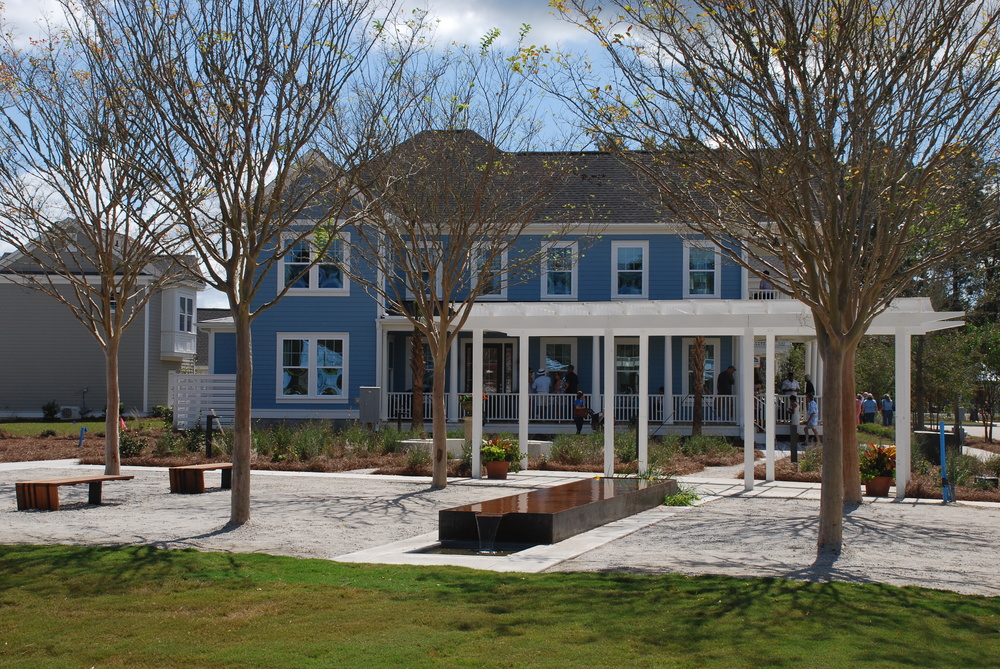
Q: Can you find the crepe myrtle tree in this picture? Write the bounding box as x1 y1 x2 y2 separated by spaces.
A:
0 18 194 475
76 0 420 525
551 0 1000 553
344 35 599 488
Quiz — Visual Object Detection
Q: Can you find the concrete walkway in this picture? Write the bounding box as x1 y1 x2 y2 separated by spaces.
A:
2 459 999 595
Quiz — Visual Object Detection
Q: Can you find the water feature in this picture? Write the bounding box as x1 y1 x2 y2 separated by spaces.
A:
474 512 506 554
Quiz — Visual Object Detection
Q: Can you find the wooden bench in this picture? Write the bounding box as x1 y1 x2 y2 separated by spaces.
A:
169 463 233 494
15 475 135 511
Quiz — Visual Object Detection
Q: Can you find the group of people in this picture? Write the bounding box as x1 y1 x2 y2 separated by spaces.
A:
529 365 594 434
857 392 894 426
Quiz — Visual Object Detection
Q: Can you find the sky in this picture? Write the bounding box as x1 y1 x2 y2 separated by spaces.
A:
0 0 598 307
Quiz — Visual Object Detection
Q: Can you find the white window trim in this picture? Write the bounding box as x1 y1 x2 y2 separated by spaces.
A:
611 240 649 299
475 248 507 300
540 337 576 374
278 231 350 296
683 241 721 299
178 294 195 333
276 332 349 402
542 241 578 300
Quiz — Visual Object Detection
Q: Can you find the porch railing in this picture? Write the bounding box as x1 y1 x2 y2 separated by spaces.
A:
384 392 740 424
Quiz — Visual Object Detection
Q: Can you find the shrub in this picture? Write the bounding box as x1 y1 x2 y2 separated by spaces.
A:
682 435 734 457
38 429 57 438
119 431 148 458
406 446 431 468
41 401 60 421
798 445 822 472
858 423 895 441
150 405 174 426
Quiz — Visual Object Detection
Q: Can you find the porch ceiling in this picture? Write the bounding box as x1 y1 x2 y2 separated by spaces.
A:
453 297 963 337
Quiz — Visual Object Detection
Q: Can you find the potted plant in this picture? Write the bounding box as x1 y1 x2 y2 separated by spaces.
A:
480 435 525 480
859 442 896 496
459 393 487 416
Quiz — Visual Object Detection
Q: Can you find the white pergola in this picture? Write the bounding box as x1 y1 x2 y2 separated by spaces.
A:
458 297 963 496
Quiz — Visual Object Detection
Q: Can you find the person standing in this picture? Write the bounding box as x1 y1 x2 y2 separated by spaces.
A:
564 365 579 394
780 372 800 395
717 365 736 395
572 390 588 434
804 374 815 396
532 368 552 419
804 393 820 444
881 394 894 426
861 393 878 424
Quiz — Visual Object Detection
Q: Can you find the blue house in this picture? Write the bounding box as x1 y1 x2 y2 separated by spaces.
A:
193 134 963 487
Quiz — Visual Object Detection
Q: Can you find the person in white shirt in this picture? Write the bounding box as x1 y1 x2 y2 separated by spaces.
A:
804 393 820 444
531 368 552 418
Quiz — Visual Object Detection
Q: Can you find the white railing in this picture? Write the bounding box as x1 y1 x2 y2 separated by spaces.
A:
753 394 822 428
746 280 792 300
384 392 737 424
170 372 236 430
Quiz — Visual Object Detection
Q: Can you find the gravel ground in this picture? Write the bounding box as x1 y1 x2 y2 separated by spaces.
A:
4 462 1000 597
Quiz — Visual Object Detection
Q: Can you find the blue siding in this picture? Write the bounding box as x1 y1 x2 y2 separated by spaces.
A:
213 333 238 374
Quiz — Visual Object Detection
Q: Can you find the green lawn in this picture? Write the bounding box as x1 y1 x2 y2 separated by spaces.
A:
0 420 162 437
1 545 997 668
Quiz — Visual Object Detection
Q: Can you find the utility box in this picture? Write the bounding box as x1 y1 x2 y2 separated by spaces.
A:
359 387 381 426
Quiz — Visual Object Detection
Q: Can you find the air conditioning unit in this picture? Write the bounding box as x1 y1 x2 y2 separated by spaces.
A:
60 406 81 420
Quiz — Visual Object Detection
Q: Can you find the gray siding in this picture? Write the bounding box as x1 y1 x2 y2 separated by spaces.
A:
0 282 164 416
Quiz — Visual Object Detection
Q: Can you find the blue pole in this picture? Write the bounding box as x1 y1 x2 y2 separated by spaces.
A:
78 426 88 447
939 421 953 502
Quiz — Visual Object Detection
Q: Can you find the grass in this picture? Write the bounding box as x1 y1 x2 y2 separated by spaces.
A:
1 545 998 668
0 419 161 437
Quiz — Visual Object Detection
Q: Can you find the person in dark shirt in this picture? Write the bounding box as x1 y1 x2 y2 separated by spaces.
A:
717 366 736 395
564 365 579 394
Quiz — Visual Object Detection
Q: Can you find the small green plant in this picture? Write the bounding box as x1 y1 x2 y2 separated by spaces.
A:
119 431 147 458
38 429 57 438
798 445 822 472
150 405 174 426
41 401 60 421
406 446 431 468
481 434 525 472
664 486 701 506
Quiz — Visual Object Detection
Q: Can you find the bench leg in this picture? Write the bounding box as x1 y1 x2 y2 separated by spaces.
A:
88 481 103 505
221 468 232 490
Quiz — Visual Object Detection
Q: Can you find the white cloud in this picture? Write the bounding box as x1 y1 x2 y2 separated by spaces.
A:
403 1 589 48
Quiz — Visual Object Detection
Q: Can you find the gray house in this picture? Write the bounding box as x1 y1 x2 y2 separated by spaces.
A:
0 247 202 418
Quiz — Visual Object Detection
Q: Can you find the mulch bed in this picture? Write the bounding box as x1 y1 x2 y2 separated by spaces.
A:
750 457 1000 502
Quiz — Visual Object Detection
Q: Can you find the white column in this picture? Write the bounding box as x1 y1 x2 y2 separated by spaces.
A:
448 334 459 422
743 328 756 491
603 331 616 477
591 337 601 400
472 329 484 479
378 323 388 421
895 328 912 498
765 334 776 481
518 334 530 471
638 333 649 471
664 335 673 424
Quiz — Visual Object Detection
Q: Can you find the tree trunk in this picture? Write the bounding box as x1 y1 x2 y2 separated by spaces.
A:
430 359 449 489
103 336 122 476
229 310 253 526
815 328 846 554
842 346 862 504
692 335 705 436
410 330 425 434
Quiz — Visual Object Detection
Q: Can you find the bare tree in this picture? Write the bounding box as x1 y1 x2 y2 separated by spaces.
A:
347 37 596 487
553 0 1000 552
79 0 412 524
0 18 193 475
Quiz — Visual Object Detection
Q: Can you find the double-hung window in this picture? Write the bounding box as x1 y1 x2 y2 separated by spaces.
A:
612 241 648 298
475 249 506 299
179 296 195 333
280 233 349 295
683 242 721 298
543 241 577 299
278 334 348 400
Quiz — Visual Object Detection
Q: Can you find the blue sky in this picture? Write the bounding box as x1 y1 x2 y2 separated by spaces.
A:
1 1 598 307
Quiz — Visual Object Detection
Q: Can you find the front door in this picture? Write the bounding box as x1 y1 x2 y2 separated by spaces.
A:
464 342 513 393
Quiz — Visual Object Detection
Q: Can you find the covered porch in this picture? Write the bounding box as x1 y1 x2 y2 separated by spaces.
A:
392 298 961 492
